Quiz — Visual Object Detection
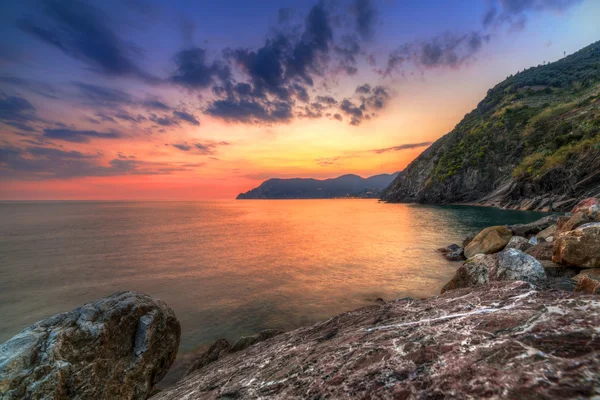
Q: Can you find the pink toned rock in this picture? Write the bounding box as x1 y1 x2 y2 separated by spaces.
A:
571 197 600 214
152 282 600 400
553 223 600 268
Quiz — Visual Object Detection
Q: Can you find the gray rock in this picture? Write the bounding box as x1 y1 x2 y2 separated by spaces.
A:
0 292 180 400
504 236 532 252
509 215 560 237
152 282 600 400
442 249 546 293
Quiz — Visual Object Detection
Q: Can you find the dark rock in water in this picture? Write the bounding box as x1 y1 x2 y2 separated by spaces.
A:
231 329 284 352
509 215 560 237
185 339 232 377
437 244 465 261
504 235 532 252
464 225 512 258
0 291 180 400
442 249 546 293
553 223 600 268
525 241 554 261
152 281 600 400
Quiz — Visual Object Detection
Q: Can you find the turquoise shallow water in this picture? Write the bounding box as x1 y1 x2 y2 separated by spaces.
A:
0 200 550 353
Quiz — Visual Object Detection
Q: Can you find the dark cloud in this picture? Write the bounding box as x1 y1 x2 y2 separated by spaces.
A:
150 114 177 126
316 95 337 106
482 0 583 30
382 32 490 76
0 76 60 99
170 47 231 89
0 95 38 131
114 111 146 123
0 145 193 180
353 0 378 40
334 35 361 75
371 142 432 153
18 0 154 81
173 110 200 126
340 99 363 125
171 141 230 155
43 128 120 143
73 82 132 106
333 113 342 121
355 84 371 94
206 99 293 124
143 99 170 110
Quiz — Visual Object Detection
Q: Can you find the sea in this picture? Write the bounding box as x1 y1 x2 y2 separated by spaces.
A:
0 200 550 355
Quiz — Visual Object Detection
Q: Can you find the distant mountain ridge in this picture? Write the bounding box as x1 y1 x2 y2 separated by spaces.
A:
381 40 600 211
237 173 399 199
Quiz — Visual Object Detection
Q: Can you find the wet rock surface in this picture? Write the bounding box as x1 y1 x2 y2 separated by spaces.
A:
152 281 600 400
0 291 180 400
464 225 512 258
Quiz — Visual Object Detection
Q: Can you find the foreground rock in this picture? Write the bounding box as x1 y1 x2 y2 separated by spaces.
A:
153 281 600 399
464 225 512 258
441 249 546 293
0 292 180 400
185 329 284 377
553 223 600 268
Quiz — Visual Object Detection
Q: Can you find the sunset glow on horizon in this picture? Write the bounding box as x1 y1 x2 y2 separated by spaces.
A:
1 0 599 200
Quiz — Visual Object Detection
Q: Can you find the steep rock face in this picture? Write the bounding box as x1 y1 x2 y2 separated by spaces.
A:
0 292 180 400
153 282 600 400
381 41 600 211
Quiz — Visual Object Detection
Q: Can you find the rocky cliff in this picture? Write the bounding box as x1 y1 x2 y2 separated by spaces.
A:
382 40 600 211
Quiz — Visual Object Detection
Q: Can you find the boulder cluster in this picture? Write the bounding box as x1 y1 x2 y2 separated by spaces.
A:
440 198 600 295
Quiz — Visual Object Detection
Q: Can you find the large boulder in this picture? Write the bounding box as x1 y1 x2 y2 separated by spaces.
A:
509 215 560 237
152 282 600 399
553 223 600 268
441 249 546 293
464 226 513 258
0 292 180 400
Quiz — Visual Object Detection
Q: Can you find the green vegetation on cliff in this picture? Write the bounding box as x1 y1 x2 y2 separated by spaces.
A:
383 40 600 211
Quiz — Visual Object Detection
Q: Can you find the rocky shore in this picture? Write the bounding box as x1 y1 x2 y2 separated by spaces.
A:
1 198 599 399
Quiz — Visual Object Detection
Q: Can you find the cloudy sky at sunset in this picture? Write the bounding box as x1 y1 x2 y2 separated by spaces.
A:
0 0 598 199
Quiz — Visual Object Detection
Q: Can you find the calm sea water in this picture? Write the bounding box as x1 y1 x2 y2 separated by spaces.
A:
0 200 550 353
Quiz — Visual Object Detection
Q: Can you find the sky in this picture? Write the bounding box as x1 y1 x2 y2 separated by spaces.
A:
0 0 598 200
